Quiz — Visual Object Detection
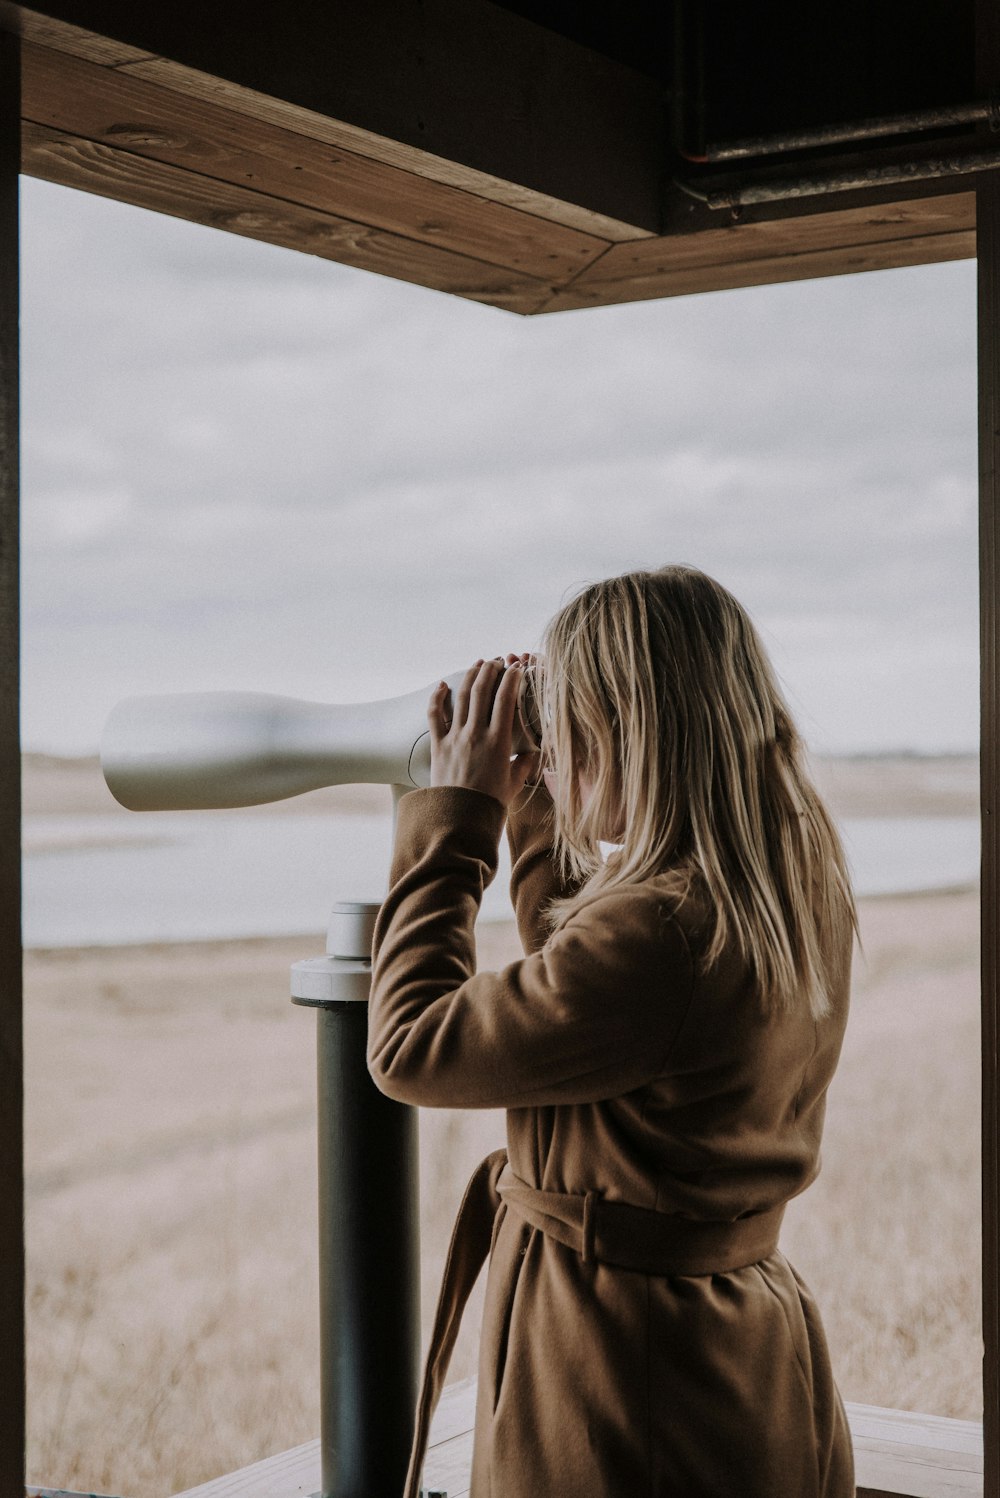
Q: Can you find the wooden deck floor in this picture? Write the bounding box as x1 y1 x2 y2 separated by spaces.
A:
164 1380 983 1498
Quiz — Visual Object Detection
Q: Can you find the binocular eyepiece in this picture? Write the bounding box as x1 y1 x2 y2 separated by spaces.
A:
102 663 544 812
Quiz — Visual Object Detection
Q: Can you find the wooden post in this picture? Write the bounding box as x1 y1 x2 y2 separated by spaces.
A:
0 23 24 1497
979 169 1000 1498
978 9 1000 1498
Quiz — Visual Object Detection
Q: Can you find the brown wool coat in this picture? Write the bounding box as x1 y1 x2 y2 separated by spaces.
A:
368 782 855 1498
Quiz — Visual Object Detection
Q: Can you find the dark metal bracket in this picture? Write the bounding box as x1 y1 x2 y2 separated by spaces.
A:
675 94 1000 211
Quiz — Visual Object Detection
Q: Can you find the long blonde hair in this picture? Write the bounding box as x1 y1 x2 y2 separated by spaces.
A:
538 566 855 1020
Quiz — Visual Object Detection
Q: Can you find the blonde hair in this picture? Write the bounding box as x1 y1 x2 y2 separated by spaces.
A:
537 565 856 1020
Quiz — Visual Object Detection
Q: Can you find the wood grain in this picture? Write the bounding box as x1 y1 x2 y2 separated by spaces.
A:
0 26 22 1498
543 194 975 310
544 231 974 310
4 13 978 311
20 122 556 315
16 98 972 316
20 41 611 284
118 56 656 245
597 193 974 271
4 0 666 236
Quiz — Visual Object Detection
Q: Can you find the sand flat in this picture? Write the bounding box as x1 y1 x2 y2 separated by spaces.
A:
21 751 985 1496
25 887 983 1496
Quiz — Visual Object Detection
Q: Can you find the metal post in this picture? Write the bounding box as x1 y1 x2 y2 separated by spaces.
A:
293 901 420 1498
0 25 25 1495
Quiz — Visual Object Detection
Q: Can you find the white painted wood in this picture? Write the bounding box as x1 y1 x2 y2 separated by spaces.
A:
171 1440 320 1498
850 1404 984 1454
170 1382 985 1498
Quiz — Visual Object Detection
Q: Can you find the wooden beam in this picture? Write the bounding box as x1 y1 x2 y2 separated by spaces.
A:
114 55 652 245
20 121 558 314
977 170 1000 1498
544 193 976 310
1 4 978 312
977 10 1000 1498
17 99 975 318
0 0 667 238
19 40 612 285
0 25 24 1498
850 1406 984 1497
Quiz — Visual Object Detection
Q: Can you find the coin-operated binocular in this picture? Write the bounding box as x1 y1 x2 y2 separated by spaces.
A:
101 664 543 811
99 662 541 1498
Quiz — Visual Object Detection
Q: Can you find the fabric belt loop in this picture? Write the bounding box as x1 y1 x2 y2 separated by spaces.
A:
581 1190 597 1263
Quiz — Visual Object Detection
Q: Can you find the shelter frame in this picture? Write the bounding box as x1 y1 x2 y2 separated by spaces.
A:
977 173 1000 1498
0 10 998 1496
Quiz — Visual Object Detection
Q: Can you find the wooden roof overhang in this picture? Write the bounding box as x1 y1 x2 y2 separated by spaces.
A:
0 0 983 314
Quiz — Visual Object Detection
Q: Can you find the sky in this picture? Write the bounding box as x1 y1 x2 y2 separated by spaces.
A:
19 176 980 757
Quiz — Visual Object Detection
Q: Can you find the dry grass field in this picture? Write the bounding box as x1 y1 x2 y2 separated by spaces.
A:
23 753 982 1496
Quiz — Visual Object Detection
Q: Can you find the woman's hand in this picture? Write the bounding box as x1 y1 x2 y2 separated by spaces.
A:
428 657 541 809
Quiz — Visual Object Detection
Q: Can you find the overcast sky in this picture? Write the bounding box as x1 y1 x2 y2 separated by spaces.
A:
19 176 980 756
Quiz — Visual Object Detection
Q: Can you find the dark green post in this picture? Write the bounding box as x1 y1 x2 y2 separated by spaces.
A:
293 902 420 1498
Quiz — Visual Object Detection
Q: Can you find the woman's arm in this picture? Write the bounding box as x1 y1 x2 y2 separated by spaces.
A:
424 652 575 953
367 785 695 1110
506 779 583 954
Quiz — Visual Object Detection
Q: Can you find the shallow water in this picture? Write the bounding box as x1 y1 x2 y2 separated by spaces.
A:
21 811 980 949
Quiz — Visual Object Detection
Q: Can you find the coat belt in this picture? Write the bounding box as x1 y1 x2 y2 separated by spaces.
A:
497 1173 785 1277
403 1148 785 1498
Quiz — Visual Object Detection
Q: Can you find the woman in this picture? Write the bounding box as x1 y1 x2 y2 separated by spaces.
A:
368 564 856 1497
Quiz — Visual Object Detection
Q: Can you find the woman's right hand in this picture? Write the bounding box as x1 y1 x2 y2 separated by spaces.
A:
428 658 541 808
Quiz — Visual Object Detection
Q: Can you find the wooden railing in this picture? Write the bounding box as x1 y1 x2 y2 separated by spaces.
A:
78 1378 977 1498
25 1379 985 1497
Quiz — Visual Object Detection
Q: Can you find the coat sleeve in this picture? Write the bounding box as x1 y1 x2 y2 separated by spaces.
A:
505 780 583 954
367 785 695 1109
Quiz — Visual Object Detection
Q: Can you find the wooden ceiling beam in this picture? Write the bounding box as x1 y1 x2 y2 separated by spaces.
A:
547 193 976 310
1 0 666 241
19 41 610 285
0 1 978 313
21 120 558 314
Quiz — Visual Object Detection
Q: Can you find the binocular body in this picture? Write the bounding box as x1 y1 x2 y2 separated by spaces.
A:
102 668 542 812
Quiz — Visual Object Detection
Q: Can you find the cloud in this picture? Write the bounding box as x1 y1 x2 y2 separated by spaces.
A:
19 178 979 754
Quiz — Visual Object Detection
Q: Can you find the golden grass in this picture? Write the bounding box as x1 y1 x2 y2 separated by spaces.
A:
24 889 981 1496
782 892 981 1420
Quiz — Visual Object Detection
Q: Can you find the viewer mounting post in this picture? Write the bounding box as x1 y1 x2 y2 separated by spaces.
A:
292 895 421 1498
0 24 25 1497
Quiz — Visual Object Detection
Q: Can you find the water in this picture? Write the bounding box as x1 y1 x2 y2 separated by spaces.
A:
839 817 979 898
21 811 980 949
